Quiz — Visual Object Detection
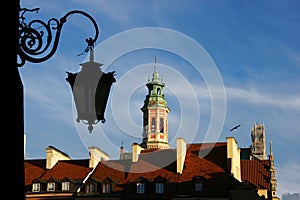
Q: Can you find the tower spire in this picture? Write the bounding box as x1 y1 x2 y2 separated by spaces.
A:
269 140 279 200
154 56 157 71
270 141 273 158
140 57 170 150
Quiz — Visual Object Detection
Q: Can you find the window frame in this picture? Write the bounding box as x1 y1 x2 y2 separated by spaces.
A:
155 182 164 194
47 182 55 191
102 183 112 193
62 181 70 191
136 182 145 194
194 182 203 192
193 176 204 192
32 183 40 192
151 117 156 133
87 183 95 193
159 117 164 133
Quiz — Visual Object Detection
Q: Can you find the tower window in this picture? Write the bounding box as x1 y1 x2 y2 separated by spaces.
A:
159 118 164 133
151 117 156 132
157 88 161 95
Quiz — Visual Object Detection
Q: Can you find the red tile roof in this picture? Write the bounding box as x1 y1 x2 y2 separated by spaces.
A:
24 159 46 186
40 159 92 181
126 159 179 182
179 142 227 182
90 142 229 185
241 159 271 190
91 160 129 184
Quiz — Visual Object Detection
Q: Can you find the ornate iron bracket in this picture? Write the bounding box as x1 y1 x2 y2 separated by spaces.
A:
17 7 99 67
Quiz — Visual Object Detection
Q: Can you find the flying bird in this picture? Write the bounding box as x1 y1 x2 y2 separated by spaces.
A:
230 124 241 131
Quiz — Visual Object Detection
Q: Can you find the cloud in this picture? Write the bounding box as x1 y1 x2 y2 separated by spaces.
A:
185 82 300 112
282 193 300 200
225 86 300 111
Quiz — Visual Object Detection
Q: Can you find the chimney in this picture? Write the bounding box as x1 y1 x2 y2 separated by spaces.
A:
226 137 241 181
176 138 187 174
88 146 110 168
46 146 70 169
119 146 124 160
132 143 144 162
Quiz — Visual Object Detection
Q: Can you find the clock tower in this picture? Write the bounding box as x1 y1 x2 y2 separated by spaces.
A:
140 58 170 150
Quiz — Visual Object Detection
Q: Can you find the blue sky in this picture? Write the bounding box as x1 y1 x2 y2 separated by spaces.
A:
20 0 300 198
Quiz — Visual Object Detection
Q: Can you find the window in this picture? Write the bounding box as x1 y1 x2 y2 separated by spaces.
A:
136 183 145 194
87 183 95 193
155 183 164 194
194 176 204 192
62 181 70 191
32 183 40 192
102 183 111 193
157 88 161 95
151 117 156 132
47 182 55 191
159 118 164 133
195 182 203 191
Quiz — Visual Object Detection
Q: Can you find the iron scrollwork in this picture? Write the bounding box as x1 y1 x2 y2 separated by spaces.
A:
17 7 99 67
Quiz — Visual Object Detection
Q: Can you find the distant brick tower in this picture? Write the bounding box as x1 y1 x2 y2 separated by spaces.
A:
250 123 267 160
140 57 170 150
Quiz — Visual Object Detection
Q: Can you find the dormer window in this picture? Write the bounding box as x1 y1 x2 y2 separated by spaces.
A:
32 183 40 192
136 183 145 194
154 176 166 194
155 183 164 194
87 183 95 193
195 182 203 191
62 181 70 191
102 183 111 193
193 176 204 192
47 182 55 191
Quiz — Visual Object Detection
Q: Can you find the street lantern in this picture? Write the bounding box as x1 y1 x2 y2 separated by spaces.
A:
17 6 116 133
66 47 116 133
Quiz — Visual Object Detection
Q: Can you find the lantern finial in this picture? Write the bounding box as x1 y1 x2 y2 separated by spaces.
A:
90 48 94 62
